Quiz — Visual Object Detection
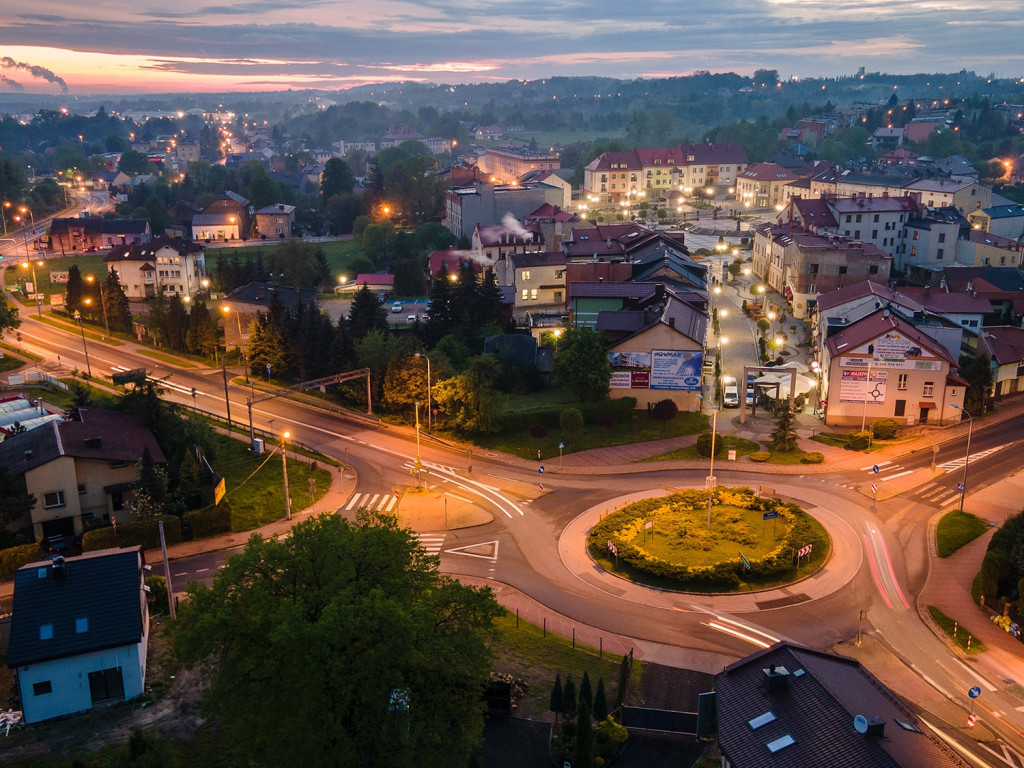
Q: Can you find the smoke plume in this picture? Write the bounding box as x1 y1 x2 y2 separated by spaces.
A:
501 212 533 240
0 57 68 94
1 75 24 93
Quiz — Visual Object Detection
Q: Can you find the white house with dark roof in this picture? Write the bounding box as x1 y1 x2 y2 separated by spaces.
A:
507 251 567 318
104 237 206 299
7 548 150 724
979 326 1024 399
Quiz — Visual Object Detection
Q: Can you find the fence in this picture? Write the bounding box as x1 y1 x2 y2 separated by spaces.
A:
3 371 68 390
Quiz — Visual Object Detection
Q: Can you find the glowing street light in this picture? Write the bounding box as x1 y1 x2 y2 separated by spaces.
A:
21 259 44 316
281 430 292 520
73 309 92 377
951 403 973 513
414 352 432 428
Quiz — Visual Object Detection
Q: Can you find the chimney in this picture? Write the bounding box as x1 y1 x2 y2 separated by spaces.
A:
52 556 66 579
763 665 791 691
668 317 675 329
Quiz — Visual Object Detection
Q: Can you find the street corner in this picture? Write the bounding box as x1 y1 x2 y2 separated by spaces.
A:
396 488 493 532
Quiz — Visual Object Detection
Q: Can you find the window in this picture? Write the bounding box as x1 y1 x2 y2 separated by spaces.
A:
938 233 946 243
895 399 906 417
913 231 919 241
530 288 538 300
521 270 531 281
810 263 819 275
845 215 852 224
923 381 934 397
854 230 860 239
110 460 128 469
521 289 528 300
838 266 848 275
869 265 879 274
32 681 52 696
39 624 53 640
855 214 862 223
872 230 878 239
43 491 65 509
936 249 944 260
78 484 86 495
897 374 908 390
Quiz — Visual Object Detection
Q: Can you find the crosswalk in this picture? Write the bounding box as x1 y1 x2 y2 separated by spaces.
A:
912 483 961 507
416 533 446 556
341 491 399 513
859 460 914 482
935 444 1007 473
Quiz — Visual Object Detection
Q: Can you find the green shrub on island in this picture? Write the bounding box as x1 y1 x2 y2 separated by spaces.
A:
696 431 724 458
872 419 899 440
749 451 771 462
800 452 824 464
848 430 872 450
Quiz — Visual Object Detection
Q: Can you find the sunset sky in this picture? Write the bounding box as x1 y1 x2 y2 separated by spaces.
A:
2 0 1023 94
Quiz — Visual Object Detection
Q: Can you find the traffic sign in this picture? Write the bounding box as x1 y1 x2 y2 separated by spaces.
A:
797 544 813 558
538 466 545 474
739 551 751 570
871 484 877 494
558 442 564 450
968 686 981 699
872 465 880 474
763 510 779 520
957 482 965 491
967 714 977 728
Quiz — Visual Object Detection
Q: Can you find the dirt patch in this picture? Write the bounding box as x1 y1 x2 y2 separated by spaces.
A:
627 662 716 712
0 615 207 762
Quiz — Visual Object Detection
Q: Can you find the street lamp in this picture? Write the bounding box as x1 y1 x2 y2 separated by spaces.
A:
414 352 432 428
414 401 423 488
73 310 92 377
951 403 973 513
222 304 247 370
21 259 44 317
85 275 110 338
1 201 10 236
281 430 292 520
697 395 719 530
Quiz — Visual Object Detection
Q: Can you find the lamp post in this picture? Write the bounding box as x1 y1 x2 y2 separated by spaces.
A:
19 205 35 238
951 403 973 513
85 275 110 338
414 352 432 428
222 305 247 371
73 310 92 377
1 200 9 236
414 401 423 488
697 394 719 530
22 259 44 317
281 430 292 520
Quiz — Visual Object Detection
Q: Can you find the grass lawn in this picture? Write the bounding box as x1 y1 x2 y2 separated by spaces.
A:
209 432 333 531
4 253 112 295
473 394 709 459
810 432 848 448
927 606 987 653
490 611 638 720
809 431 919 453
936 510 989 558
204 240 364 277
641 503 787 566
641 435 761 462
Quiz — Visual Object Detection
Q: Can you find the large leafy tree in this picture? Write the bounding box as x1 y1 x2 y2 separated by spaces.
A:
552 328 612 402
320 157 356 202
433 354 505 434
173 511 501 767
0 290 20 341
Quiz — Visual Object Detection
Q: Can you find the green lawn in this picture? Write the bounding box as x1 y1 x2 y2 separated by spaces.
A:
927 606 987 653
490 611 638 720
204 240 364 278
209 432 333 531
641 435 761 462
936 510 989 558
4 252 111 294
641 503 787 566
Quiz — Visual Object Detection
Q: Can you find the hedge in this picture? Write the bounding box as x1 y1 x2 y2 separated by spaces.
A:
184 501 232 539
82 515 182 552
503 397 637 431
587 488 827 590
848 431 872 450
872 419 899 440
0 543 46 581
750 451 771 462
696 431 724 458
800 452 824 464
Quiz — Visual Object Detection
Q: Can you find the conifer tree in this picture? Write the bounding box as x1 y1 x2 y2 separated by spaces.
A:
574 698 594 768
549 673 564 724
562 675 578 720
592 678 609 722
770 402 799 452
579 670 593 711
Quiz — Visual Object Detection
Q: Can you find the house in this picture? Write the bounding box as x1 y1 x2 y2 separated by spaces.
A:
507 251 567 318
7 548 150 724
104 237 207 299
871 126 905 150
966 204 1024 239
979 327 1024 399
600 284 707 412
0 395 62 437
0 408 166 542
222 282 318 350
337 273 394 295
820 308 965 427
192 191 253 240
716 642 970 768
49 218 151 254
518 169 572 209
736 163 802 209
427 250 483 278
479 146 560 185
445 182 563 240
254 203 296 239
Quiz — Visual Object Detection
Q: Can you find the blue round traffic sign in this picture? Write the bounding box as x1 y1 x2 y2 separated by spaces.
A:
969 686 981 699
872 465 879 474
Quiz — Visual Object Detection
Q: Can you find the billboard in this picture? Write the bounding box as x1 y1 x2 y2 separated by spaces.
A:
609 351 651 389
650 349 703 391
840 369 888 404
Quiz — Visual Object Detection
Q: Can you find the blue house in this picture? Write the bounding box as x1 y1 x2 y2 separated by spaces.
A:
7 548 150 724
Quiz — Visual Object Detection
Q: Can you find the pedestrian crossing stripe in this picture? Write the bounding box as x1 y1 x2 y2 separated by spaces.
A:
415 534 446 555
344 492 398 513
936 444 1008 472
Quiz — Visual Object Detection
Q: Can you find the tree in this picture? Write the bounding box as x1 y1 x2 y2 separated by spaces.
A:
651 398 679 435
549 674 564 724
562 675 578 720
552 328 611 402
0 290 20 341
432 354 505 434
592 678 609 722
118 149 150 175
0 466 34 529
348 284 388 339
185 300 218 358
321 157 357 202
247 315 288 380
65 264 85 315
62 380 92 422
770 403 799 452
173 511 502 768
559 408 584 442
579 670 593 712
103 268 133 333
959 353 993 415
574 698 594 768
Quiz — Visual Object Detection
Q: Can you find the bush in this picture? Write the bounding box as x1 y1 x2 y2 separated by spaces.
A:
696 431 724 458
82 515 182 552
800 452 824 464
0 543 44 581
146 574 170 614
184 501 232 539
848 430 872 450
529 422 547 440
503 398 637 431
872 418 899 439
749 451 771 462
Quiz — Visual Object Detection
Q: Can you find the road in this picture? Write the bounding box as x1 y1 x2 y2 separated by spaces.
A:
14 287 1024 763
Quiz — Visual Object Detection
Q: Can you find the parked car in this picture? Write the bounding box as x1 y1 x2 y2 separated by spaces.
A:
723 377 740 408
406 314 417 323
391 302 402 313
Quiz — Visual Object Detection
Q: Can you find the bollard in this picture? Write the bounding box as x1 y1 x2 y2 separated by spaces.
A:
967 635 972 650
953 621 957 637
543 617 546 638
600 637 603 659
572 627 575 649
516 609 519 628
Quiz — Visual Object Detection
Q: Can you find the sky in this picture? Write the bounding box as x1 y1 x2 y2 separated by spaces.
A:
1 0 1023 95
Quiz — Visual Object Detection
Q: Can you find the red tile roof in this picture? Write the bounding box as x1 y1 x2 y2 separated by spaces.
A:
824 309 957 367
979 326 1024 365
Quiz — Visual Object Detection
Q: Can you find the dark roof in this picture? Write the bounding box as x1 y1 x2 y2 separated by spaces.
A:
224 282 317 309
104 236 204 262
824 309 957 366
50 218 149 236
482 333 537 365
716 643 970 768
570 282 660 300
979 327 1024 365
8 548 146 667
0 408 166 476
510 251 566 269
941 266 1024 292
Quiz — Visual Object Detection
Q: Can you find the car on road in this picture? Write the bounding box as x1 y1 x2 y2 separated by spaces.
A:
391 302 402 313
723 377 740 408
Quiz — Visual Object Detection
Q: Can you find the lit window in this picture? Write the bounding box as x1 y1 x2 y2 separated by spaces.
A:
897 374 908 390
522 270 531 281
76 618 89 634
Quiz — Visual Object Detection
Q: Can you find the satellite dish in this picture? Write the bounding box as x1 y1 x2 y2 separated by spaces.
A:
854 715 869 734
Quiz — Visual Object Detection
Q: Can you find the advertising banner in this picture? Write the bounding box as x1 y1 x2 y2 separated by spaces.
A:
840 369 887 403
609 351 651 389
650 349 703 391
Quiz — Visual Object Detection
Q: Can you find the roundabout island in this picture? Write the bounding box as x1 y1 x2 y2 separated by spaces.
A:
585 486 830 593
